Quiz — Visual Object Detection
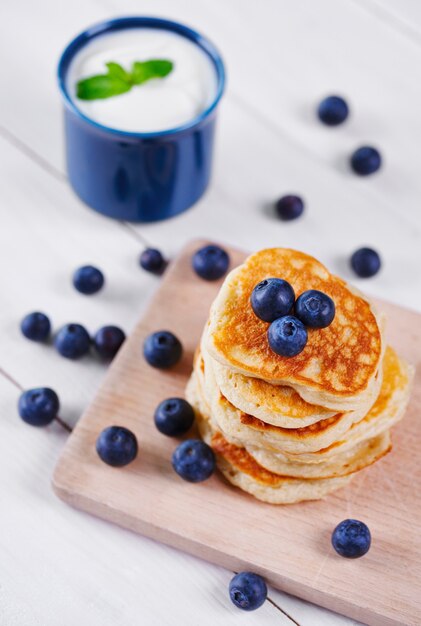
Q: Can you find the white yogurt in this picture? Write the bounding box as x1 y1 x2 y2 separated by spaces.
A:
67 28 218 133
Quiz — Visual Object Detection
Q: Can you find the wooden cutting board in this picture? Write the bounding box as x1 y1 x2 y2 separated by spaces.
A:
53 240 421 626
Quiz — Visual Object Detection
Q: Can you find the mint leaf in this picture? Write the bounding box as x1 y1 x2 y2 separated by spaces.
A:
76 59 173 101
105 62 131 82
76 75 131 100
131 60 173 85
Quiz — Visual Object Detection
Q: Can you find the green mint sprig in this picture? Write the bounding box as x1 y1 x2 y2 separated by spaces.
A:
76 59 174 101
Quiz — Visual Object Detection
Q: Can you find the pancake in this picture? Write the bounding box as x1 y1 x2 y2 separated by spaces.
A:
211 433 352 505
248 432 391 479
203 333 336 428
200 346 383 454
189 366 391 479
206 248 384 411
186 374 352 504
248 346 413 464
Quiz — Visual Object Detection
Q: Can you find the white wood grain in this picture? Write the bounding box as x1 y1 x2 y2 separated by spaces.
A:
2 0 421 306
0 375 294 626
354 0 421 39
0 137 360 625
0 142 293 626
4 0 421 233
2 0 421 624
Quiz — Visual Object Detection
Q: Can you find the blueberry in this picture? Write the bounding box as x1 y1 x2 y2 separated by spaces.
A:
268 315 308 357
143 330 183 369
192 245 230 281
172 439 215 482
139 248 166 274
54 323 91 359
73 265 104 295
229 572 267 611
154 398 195 436
332 519 371 558
295 289 335 328
93 325 126 360
20 311 51 342
317 95 349 126
350 146 382 176
251 278 295 323
275 195 304 221
350 247 381 278
96 426 138 467
18 387 59 427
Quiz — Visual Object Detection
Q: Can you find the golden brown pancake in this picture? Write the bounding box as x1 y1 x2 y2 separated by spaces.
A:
203 333 335 428
188 368 391 479
200 346 381 454
206 248 383 411
248 431 391 479
250 346 413 464
186 374 352 503
187 247 413 504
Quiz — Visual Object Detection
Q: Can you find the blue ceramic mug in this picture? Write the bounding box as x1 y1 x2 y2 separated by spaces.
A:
57 17 225 222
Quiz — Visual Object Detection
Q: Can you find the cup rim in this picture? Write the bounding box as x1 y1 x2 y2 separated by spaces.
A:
57 16 226 139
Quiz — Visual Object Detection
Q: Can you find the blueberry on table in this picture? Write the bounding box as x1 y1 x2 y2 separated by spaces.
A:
20 311 51 342
93 325 126 360
350 247 381 278
143 330 183 369
295 289 335 328
268 315 308 357
251 278 295 323
332 519 371 558
73 265 104 295
139 248 166 274
275 195 304 221
154 398 195 436
172 439 215 482
18 387 59 427
54 323 91 359
350 146 382 176
96 426 138 467
192 245 230 281
317 95 349 126
229 572 267 611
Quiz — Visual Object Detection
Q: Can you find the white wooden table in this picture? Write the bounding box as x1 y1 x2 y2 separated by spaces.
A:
1 1 421 624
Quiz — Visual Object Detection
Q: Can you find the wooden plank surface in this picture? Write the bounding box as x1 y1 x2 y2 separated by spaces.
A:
53 240 421 626
3 0 421 623
0 135 353 626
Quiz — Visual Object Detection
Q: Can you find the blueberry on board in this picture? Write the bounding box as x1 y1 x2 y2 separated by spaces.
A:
18 387 59 427
93 325 126 360
350 247 381 278
192 245 230 280
73 265 104 295
295 289 335 328
54 323 91 359
267 315 308 357
154 398 195 436
275 195 304 221
143 330 183 369
139 248 166 274
332 519 371 558
172 439 215 482
229 572 268 611
20 311 51 342
350 146 382 176
251 278 295 323
96 426 138 467
317 95 349 126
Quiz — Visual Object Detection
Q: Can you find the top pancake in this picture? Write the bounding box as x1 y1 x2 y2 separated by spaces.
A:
206 248 383 411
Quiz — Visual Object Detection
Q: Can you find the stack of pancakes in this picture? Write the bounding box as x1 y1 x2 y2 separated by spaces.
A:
186 249 413 504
